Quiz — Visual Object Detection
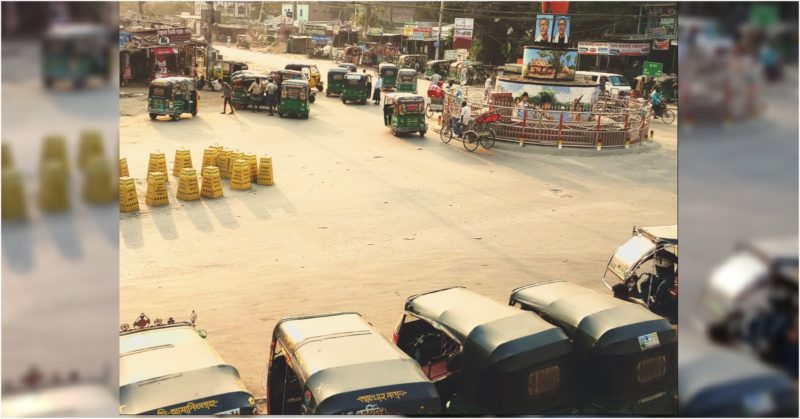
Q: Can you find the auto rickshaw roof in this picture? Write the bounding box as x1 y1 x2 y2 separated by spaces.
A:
273 313 439 413
345 73 368 80
231 71 270 80
398 69 417 75
149 77 196 87
405 287 571 366
120 323 228 386
739 238 798 268
636 225 678 244
119 364 252 415
223 60 248 65
328 67 349 74
678 338 796 416
285 63 317 70
2 383 119 417
510 281 673 348
384 92 424 101
379 63 399 69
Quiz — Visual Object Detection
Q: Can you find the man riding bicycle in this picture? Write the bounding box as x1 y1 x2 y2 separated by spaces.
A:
650 86 665 118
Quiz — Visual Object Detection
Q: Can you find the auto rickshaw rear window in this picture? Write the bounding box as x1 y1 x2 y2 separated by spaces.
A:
528 365 560 397
636 354 667 384
398 101 423 114
284 87 305 99
150 87 168 97
346 77 360 85
332 74 344 80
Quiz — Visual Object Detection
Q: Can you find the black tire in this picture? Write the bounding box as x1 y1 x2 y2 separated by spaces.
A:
149 113 158 120
317 84 323 92
342 98 346 104
440 123 453 144
45 78 55 89
74 78 86 89
661 109 676 124
309 95 316 104
326 91 330 97
359 99 366 105
463 131 479 152
419 131 426 137
278 112 284 118
426 104 434 119
170 114 179 121
480 128 496 149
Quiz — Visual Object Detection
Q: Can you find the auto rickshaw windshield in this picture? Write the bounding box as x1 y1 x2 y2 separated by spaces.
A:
149 86 170 98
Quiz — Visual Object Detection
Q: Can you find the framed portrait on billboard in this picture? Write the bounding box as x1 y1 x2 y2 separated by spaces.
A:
552 16 570 45
535 15 553 43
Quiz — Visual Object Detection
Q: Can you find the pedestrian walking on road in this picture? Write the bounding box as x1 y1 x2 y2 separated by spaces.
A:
383 100 394 126
372 76 383 105
220 79 234 114
247 79 263 112
265 78 278 116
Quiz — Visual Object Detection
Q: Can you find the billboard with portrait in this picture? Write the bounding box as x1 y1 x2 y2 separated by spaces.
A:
535 15 553 43
522 47 577 80
551 16 570 45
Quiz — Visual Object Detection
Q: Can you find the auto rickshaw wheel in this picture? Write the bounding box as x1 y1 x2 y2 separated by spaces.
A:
278 112 284 118
44 78 55 89
309 95 316 104
326 91 330 97
149 113 157 120
419 131 426 137
170 114 180 121
317 84 323 92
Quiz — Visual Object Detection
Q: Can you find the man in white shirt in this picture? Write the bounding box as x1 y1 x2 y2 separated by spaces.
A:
459 101 471 138
247 80 264 112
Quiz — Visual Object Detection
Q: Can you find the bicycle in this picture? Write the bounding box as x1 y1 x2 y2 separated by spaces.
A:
652 104 676 124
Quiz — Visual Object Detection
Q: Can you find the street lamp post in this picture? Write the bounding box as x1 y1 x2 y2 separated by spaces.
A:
435 0 443 60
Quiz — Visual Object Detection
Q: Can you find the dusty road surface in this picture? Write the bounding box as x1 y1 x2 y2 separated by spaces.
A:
120 47 677 397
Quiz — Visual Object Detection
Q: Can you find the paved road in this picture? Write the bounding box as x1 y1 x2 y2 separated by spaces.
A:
120 46 677 396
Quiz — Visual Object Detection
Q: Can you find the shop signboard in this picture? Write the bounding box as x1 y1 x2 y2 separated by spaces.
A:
157 27 192 43
577 41 650 56
642 61 663 77
412 27 432 41
454 18 474 40
652 39 670 51
367 27 383 36
404 21 417 37
444 49 458 60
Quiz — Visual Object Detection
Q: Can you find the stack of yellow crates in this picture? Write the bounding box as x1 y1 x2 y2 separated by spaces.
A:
83 156 116 204
119 177 140 213
39 161 70 212
230 159 251 190
78 130 104 170
177 168 201 201
257 156 274 186
173 148 193 177
119 157 130 177
201 166 224 198
147 151 168 183
2 169 27 220
145 172 169 206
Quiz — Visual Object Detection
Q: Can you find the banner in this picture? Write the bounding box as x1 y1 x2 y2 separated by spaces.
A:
411 27 432 41
577 41 650 56
157 27 192 43
522 47 576 80
404 21 417 37
454 18 474 40
367 27 383 36
444 49 458 60
652 39 670 50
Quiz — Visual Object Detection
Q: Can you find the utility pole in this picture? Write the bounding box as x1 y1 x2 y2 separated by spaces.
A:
205 1 214 79
435 0 444 60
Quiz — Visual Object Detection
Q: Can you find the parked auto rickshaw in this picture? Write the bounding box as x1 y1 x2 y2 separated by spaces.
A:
270 69 314 103
379 63 399 90
383 93 427 136
700 238 798 377
601 225 678 324
266 312 442 415
449 61 486 85
397 69 418 94
42 23 111 89
509 281 677 414
147 77 199 121
231 71 270 109
655 74 678 103
220 60 248 83
424 59 454 80
341 73 371 104
119 312 256 415
325 68 348 97
236 34 251 49
398 54 427 71
394 287 573 414
679 336 798 416
285 63 324 92
338 63 357 72
277 79 310 119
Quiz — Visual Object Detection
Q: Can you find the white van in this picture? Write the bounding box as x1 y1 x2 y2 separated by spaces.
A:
576 71 632 95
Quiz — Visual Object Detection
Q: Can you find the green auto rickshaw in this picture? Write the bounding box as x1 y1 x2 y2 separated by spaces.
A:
148 77 199 121
325 68 348 97
398 54 427 71
277 79 310 119
397 69 418 94
341 73 371 104
384 93 427 137
231 71 270 110
424 59 454 79
379 63 398 90
43 24 111 89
